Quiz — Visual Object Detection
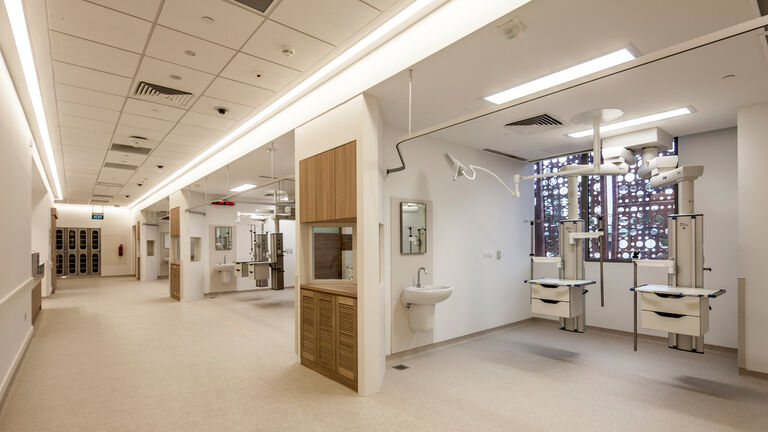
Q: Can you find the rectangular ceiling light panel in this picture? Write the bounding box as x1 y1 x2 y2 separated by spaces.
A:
567 107 693 139
230 183 256 192
484 48 636 105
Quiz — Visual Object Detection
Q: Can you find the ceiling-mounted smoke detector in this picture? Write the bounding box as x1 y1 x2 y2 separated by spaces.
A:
134 81 194 107
504 113 564 135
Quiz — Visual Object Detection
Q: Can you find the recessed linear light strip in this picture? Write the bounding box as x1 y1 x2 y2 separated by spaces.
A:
229 183 256 192
567 107 693 139
484 48 637 105
129 0 440 210
4 0 63 199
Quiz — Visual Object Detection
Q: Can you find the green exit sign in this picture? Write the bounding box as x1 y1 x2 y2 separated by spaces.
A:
92 214 104 220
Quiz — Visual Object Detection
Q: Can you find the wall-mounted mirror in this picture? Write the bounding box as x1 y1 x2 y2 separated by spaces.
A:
214 226 233 250
313 226 354 280
401 202 426 254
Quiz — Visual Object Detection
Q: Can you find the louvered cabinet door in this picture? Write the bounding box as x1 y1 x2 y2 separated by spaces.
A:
335 296 357 382
316 293 336 370
300 290 317 362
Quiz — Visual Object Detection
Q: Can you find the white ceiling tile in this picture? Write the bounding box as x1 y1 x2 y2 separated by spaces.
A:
94 184 123 195
157 0 265 49
360 0 396 10
52 61 133 96
179 111 236 131
133 57 215 107
61 128 112 148
50 32 140 77
270 0 378 45
191 96 253 121
145 26 237 74
123 98 186 122
114 123 168 141
49 0 152 53
58 101 121 123
119 113 176 133
204 77 273 107
168 122 221 139
98 167 136 184
111 134 159 149
105 150 149 166
220 53 300 91
55 83 125 111
86 0 162 21
58 115 116 133
242 20 335 71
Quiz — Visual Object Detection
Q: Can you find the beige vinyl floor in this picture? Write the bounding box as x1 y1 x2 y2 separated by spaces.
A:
1 276 766 431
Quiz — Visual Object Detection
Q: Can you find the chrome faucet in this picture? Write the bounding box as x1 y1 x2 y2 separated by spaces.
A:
416 267 428 288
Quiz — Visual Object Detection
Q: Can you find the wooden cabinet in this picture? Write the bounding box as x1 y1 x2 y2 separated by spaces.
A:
299 141 356 223
333 142 356 220
170 263 181 301
300 286 357 390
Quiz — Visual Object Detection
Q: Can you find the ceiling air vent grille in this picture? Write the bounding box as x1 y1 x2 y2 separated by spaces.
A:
483 148 527 162
92 194 114 198
90 199 110 204
111 143 151 155
135 81 193 107
104 162 138 171
228 0 275 13
504 113 564 135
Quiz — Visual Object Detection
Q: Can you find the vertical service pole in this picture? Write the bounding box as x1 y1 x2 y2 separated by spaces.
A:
633 261 638 351
529 220 535 280
599 214 605 307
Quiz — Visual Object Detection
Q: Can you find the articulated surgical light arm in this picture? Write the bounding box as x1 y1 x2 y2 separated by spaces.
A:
519 162 629 182
445 153 520 197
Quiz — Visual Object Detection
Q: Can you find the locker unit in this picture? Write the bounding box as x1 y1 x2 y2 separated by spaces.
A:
67 252 76 275
90 252 100 275
57 227 102 278
55 253 64 276
55 228 64 251
67 229 76 251
89 229 100 251
78 228 88 251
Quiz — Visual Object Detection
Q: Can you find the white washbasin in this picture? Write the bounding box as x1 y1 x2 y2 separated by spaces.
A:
215 263 235 272
402 285 452 305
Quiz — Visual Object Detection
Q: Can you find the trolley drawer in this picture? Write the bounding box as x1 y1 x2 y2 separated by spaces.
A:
641 292 703 316
531 298 572 318
530 283 570 302
640 310 705 337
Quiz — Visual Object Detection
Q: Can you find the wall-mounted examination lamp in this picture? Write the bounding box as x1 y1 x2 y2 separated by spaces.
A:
445 153 520 197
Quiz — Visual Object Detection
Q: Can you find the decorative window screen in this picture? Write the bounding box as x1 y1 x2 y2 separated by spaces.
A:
533 154 585 257
534 139 677 261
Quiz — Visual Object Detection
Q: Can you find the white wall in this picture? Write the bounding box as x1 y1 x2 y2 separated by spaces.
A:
158 221 169 278
55 205 134 276
578 128 739 348
381 128 534 354
31 179 53 296
0 47 51 401
737 102 768 373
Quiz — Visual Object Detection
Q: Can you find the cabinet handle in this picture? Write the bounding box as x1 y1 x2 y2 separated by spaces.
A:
539 283 559 289
539 299 560 304
653 311 685 319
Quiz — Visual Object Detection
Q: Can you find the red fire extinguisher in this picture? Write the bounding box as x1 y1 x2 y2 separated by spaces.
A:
118 244 123 257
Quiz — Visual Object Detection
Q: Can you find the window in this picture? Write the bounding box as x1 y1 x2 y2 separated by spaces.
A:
533 140 677 261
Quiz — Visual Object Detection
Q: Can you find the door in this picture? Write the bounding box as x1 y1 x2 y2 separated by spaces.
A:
335 296 357 381
300 289 317 362
316 292 336 370
170 263 181 301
